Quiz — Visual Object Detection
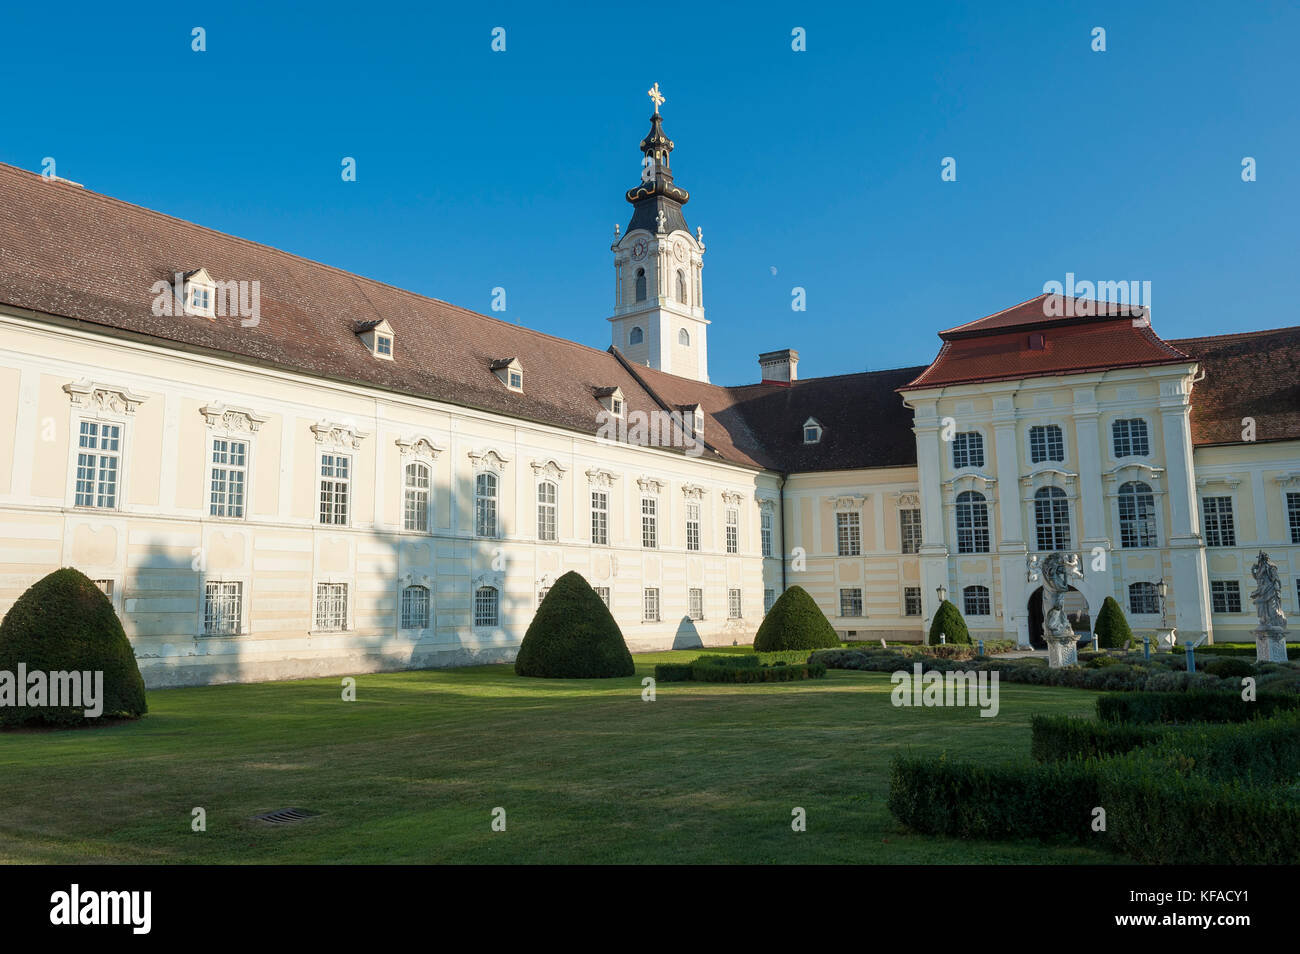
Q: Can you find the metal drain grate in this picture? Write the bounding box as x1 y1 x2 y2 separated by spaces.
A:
253 808 320 825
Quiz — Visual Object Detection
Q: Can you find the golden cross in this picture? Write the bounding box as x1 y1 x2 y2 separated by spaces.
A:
647 82 665 114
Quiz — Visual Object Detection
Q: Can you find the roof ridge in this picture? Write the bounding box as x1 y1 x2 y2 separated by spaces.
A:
1171 325 1300 344
0 160 627 365
940 292 1050 334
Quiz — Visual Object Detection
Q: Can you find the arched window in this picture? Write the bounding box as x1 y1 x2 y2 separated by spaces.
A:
1034 486 1071 551
1118 481 1157 548
475 472 498 537
537 480 557 541
955 491 990 553
676 269 687 303
1128 582 1161 616
403 461 430 532
474 586 499 627
635 268 647 302
952 432 985 469
963 585 991 617
400 585 429 628
678 328 690 346
1112 418 1150 457
629 326 644 345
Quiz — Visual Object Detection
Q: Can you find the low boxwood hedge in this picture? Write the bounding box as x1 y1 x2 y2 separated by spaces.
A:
1097 690 1300 724
1030 715 1170 763
690 661 826 683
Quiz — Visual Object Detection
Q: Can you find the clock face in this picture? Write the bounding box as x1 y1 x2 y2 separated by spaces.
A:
631 240 648 261
673 241 688 262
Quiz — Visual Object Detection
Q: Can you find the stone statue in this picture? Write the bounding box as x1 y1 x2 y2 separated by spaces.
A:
1041 552 1084 667
1250 551 1290 662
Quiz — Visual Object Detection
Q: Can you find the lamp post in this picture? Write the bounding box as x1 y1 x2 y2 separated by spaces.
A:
936 583 948 605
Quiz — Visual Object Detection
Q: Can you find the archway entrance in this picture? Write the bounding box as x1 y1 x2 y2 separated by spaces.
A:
1027 587 1092 649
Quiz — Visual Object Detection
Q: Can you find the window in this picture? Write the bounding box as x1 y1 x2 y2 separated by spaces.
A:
92 579 115 599
836 511 861 556
728 588 742 619
634 269 646 302
537 481 558 541
318 454 350 525
189 284 211 312
725 507 739 553
676 270 687 304
840 588 863 617
761 509 774 557
403 462 431 532
1118 481 1157 548
764 588 776 614
643 587 660 621
537 587 550 605
591 490 609 545
689 588 704 620
475 472 498 537
630 325 644 345
963 585 991 617
955 491 990 553
400 585 429 628
74 421 121 509
904 586 922 617
1201 496 1235 547
1210 580 1241 614
315 583 348 631
209 438 248 518
803 419 822 444
1112 418 1150 457
1128 582 1160 616
951 432 984 469
641 497 658 548
509 370 523 390
1290 492 1300 544
1034 486 1071 551
595 586 611 608
678 327 690 345
900 509 921 554
686 501 700 551
474 586 499 626
204 581 242 636
1029 424 1064 463
611 397 623 416
375 334 393 357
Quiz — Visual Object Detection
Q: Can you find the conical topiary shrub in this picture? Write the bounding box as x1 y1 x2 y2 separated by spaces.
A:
927 599 971 645
514 571 635 678
1093 596 1134 649
0 567 147 727
752 585 840 651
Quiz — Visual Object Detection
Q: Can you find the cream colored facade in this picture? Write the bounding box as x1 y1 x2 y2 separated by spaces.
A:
0 311 778 687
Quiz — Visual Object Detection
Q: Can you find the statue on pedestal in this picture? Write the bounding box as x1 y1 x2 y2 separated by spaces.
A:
1250 551 1290 663
1041 552 1084 667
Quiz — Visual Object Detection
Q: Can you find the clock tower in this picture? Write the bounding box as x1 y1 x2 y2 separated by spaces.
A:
609 84 709 382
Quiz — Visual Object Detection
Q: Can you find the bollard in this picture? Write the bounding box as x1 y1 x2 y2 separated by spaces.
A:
1143 636 1150 660
940 632 946 645
977 639 984 655
1185 642 1195 673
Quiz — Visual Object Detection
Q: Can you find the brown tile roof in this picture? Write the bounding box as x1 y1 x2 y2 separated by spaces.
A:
1172 327 1300 447
940 292 1148 337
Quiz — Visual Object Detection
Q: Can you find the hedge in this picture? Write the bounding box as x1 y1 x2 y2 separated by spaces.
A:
1030 715 1170 763
752 586 839 651
1097 690 1300 724
1092 596 1133 650
690 661 826 683
514 571 635 678
927 600 970 646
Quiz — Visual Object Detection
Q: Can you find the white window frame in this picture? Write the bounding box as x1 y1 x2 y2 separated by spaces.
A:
686 500 701 552
763 588 776 614
595 586 611 609
1117 481 1158 548
904 586 922 617
1033 486 1071 552
537 480 558 542
1111 418 1151 459
202 580 244 637
375 334 394 359
963 585 992 618
72 419 125 510
1127 582 1161 617
1288 491 1300 545
207 434 251 520
1210 580 1242 614
318 452 352 526
399 584 430 630
725 507 739 554
836 511 861 556
643 587 660 622
475 472 500 538
760 508 774 557
313 581 350 633
591 489 609 545
951 431 985 470
474 585 500 627
955 490 991 554
1028 424 1065 464
839 587 863 618
899 508 922 554
641 496 658 549
1201 495 1236 547
727 588 742 619
402 459 433 533
689 587 704 620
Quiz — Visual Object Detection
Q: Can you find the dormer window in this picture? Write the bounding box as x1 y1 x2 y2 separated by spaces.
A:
182 268 216 318
491 357 524 393
678 404 704 441
594 386 625 417
612 397 623 416
354 319 395 360
803 417 823 444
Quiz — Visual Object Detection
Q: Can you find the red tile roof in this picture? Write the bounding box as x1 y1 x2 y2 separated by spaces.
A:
1173 327 1300 446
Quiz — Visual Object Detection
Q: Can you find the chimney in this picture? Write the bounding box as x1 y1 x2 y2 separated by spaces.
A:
758 349 799 385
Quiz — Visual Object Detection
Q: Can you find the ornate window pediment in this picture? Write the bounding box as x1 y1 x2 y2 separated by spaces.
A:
585 467 619 489
311 420 370 449
637 476 665 495
1196 475 1241 490
530 458 567 480
756 496 776 512
720 490 745 506
1020 467 1079 490
468 448 510 473
1274 471 1300 488
681 483 706 499
63 379 146 415
943 472 996 491
200 402 269 433
828 494 866 511
895 491 921 508
396 435 445 459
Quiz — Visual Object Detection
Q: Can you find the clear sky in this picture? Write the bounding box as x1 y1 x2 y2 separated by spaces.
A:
1 1 1295 386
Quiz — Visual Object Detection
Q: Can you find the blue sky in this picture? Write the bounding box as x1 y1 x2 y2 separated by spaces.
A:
1 1 1295 385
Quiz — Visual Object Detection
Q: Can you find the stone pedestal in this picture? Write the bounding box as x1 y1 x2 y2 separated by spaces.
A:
1255 627 1290 663
1046 634 1078 668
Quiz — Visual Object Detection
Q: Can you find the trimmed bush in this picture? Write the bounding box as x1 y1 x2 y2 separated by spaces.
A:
1202 656 1257 679
752 585 839 652
1092 596 1133 650
514 571 634 678
1097 690 1300 725
690 661 826 683
0 567 147 727
1030 715 1170 762
927 600 970 646
653 663 694 682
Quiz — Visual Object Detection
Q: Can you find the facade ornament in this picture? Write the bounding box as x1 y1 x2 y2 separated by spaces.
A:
199 402 269 433
468 448 510 472
637 476 665 495
63 379 146 415
585 467 618 489
310 419 370 449
1250 551 1290 662
681 483 706 499
656 209 667 233
1040 552 1085 668
896 491 921 507
529 458 567 480
696 226 703 243
828 494 866 511
720 490 745 506
395 435 445 459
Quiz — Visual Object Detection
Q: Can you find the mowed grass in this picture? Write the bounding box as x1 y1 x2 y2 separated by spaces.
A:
0 650 1118 864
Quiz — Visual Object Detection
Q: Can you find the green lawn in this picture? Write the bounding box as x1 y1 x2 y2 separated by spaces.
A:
0 650 1120 864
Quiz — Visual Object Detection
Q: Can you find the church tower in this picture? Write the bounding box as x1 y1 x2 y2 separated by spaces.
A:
608 84 709 382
